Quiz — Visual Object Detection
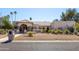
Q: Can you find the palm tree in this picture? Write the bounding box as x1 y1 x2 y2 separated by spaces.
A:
29 17 33 31
30 17 32 21
14 11 17 21
14 11 17 30
10 12 13 24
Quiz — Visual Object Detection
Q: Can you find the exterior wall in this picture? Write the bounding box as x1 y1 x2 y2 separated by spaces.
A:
16 22 33 27
50 21 75 30
33 24 50 32
15 20 76 33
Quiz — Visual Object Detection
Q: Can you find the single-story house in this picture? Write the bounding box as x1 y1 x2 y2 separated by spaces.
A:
14 20 76 33
33 21 51 32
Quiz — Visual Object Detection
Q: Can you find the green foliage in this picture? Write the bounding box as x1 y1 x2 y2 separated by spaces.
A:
30 17 32 20
61 8 77 21
67 27 74 33
63 29 70 34
2 16 13 29
74 13 79 22
75 23 79 32
55 29 63 34
0 29 6 34
52 29 63 34
48 30 52 33
27 31 33 37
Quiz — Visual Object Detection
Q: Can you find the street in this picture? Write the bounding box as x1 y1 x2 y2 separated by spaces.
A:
0 42 79 51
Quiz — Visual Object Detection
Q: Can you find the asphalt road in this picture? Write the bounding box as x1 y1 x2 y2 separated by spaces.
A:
0 42 79 51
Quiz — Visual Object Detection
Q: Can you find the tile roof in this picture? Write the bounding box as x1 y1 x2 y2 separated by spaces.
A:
33 21 51 26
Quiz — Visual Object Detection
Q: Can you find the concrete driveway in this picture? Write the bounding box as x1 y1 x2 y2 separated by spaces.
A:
0 42 79 51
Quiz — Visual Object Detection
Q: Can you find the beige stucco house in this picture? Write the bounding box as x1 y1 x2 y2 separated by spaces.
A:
15 20 51 33
33 21 51 32
15 20 33 33
14 20 76 33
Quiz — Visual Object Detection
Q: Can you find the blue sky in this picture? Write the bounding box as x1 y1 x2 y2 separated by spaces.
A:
0 8 79 22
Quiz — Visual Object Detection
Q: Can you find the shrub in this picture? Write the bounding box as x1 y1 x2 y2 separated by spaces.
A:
67 27 74 33
27 31 33 37
0 29 6 34
55 29 63 34
75 23 79 32
47 30 52 33
63 29 70 34
51 30 55 34
51 29 63 34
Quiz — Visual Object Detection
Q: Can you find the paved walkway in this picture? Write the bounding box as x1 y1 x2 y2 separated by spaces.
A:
0 34 22 42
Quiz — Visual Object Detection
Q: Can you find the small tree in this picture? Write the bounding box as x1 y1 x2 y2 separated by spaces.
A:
60 8 77 21
2 16 13 30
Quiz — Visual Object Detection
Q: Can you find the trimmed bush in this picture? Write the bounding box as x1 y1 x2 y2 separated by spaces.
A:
55 29 63 34
27 31 33 37
51 29 63 34
48 30 52 33
63 29 70 34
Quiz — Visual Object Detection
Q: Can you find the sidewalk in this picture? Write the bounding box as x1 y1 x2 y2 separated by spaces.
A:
0 34 22 42
13 40 79 42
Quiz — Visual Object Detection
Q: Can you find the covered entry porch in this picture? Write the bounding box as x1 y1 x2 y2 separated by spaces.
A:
15 20 33 33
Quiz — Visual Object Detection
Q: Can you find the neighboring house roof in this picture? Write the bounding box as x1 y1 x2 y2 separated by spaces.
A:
33 21 51 26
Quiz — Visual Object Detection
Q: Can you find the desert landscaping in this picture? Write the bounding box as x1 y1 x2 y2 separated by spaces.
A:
1 8 79 42
15 33 79 41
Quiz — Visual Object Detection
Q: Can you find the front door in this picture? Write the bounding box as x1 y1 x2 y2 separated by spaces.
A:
19 24 27 33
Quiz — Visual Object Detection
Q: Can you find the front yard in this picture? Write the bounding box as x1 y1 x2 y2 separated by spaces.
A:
15 33 79 41
0 34 7 39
